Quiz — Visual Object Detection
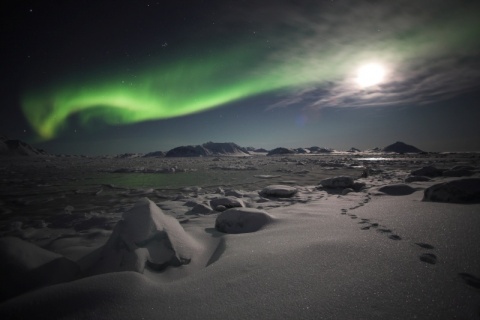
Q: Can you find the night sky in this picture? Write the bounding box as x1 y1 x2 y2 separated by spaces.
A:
1 0 480 155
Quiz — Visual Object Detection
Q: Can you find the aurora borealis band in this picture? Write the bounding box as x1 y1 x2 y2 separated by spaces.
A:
21 44 346 140
3 0 480 152
20 47 298 139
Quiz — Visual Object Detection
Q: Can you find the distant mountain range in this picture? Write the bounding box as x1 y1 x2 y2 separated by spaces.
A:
0 136 425 157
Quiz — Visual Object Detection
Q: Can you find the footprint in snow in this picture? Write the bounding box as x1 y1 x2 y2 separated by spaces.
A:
459 273 480 289
388 234 402 240
378 228 392 234
415 242 435 250
419 253 437 264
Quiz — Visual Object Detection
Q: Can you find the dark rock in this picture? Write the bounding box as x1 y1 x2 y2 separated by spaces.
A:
210 197 245 210
423 178 480 203
260 185 298 197
442 169 474 177
405 175 431 183
190 203 213 214
352 182 367 192
320 176 354 188
411 166 444 178
215 208 273 234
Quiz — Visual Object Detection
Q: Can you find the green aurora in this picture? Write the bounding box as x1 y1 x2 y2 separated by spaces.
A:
22 45 345 140
21 5 480 140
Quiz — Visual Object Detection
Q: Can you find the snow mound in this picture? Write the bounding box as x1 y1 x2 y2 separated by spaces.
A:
383 141 423 153
378 184 417 196
215 208 274 234
0 237 80 302
423 178 480 204
86 198 198 275
320 176 354 188
260 185 298 197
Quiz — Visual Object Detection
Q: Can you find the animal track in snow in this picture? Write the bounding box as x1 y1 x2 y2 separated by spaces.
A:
415 242 435 249
419 253 437 264
459 273 480 289
388 234 402 240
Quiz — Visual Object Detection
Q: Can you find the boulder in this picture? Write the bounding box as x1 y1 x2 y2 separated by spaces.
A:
352 182 367 192
260 185 298 197
320 176 354 188
423 178 480 204
215 208 274 234
190 203 213 214
442 169 474 177
405 175 431 183
341 188 355 195
378 184 417 196
411 166 444 178
210 197 245 211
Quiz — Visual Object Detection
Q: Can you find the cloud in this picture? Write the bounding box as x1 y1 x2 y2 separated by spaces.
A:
244 0 480 110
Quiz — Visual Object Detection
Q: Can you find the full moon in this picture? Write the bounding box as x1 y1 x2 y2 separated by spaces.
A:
355 63 386 88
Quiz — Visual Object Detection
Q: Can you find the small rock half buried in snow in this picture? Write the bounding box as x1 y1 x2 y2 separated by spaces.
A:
423 178 480 204
215 208 274 234
210 197 245 211
260 185 298 197
320 176 354 188
378 184 417 196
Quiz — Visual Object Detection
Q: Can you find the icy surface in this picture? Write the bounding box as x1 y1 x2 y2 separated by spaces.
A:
1 153 480 318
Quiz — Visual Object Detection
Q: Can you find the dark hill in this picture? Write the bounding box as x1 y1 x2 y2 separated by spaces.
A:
383 141 423 153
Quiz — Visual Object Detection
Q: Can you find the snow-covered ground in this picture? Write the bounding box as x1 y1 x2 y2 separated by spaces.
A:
0 153 479 319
